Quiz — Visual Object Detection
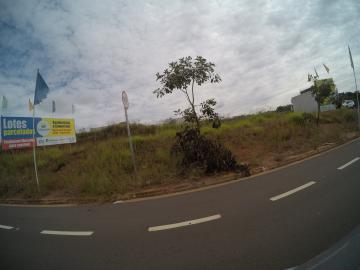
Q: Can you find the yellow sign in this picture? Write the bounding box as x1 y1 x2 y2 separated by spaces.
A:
36 118 76 146
37 118 75 137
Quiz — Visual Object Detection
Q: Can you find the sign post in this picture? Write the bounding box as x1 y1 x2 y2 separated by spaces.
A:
122 91 137 174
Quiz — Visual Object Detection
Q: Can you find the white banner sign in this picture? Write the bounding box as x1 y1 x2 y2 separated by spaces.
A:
36 136 76 146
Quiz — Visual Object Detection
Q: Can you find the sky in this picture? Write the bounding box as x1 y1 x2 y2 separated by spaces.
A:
0 0 359 130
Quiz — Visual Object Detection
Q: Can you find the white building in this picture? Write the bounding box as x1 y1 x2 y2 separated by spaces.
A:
291 88 317 113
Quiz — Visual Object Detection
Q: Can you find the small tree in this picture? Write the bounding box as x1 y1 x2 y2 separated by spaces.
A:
154 56 249 175
154 56 221 130
308 74 335 125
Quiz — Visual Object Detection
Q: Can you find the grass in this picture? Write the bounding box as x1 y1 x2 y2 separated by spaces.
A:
0 109 359 201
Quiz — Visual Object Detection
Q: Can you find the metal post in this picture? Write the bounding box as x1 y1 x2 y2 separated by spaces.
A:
124 108 137 174
351 67 360 129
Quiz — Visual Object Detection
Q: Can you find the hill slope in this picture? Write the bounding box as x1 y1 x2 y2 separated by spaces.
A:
0 109 358 202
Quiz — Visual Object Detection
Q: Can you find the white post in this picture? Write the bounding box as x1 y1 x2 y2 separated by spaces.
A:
124 107 137 174
32 105 40 193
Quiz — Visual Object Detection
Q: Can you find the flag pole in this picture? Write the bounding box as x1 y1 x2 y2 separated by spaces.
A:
32 101 40 193
33 71 40 193
349 45 360 130
353 67 360 130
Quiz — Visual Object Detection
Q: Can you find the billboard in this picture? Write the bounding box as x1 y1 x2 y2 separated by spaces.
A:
1 116 35 150
36 118 76 146
1 116 76 150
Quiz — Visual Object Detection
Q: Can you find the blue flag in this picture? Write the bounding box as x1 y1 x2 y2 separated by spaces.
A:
34 70 50 105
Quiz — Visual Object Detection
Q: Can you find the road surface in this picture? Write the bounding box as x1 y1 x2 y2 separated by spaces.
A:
1 138 360 269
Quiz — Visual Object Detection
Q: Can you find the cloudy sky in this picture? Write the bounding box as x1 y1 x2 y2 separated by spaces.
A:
1 0 359 129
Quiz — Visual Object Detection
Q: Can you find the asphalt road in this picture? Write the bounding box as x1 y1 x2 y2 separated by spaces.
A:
1 138 360 270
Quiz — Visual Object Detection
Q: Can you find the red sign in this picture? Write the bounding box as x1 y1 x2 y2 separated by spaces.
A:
2 138 35 150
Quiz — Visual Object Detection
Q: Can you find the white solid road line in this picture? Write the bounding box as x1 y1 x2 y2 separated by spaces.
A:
0 224 14 230
40 230 94 236
337 157 360 170
148 214 221 232
113 200 124 204
270 181 316 202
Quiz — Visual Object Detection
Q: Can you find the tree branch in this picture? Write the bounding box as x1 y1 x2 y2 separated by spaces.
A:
182 88 200 130
191 78 195 105
184 89 193 107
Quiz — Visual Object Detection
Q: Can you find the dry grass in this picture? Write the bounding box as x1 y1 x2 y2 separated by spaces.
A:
0 109 358 200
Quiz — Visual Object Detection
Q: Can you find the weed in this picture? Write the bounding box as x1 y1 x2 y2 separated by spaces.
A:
0 109 358 199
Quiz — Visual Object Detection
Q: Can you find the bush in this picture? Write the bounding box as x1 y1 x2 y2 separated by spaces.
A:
289 114 305 126
302 112 316 124
172 128 250 175
276 104 293 112
289 112 315 126
343 110 356 123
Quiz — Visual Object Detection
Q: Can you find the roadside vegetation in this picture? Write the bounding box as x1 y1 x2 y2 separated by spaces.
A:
0 108 358 202
307 71 336 125
154 56 248 175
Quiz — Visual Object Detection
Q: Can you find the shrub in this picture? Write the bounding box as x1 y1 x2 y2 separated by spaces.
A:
302 112 316 124
276 104 293 112
343 110 355 123
172 128 250 175
250 126 264 137
289 114 305 126
289 112 315 126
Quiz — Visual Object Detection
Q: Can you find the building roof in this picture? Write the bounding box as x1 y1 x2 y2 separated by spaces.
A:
300 87 313 95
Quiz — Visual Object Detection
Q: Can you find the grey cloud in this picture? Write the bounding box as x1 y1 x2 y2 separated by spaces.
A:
1 0 359 129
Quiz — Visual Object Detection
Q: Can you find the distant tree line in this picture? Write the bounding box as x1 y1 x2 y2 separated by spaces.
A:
276 104 293 113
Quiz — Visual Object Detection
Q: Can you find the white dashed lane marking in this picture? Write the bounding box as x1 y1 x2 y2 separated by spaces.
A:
148 214 221 232
270 181 316 201
337 157 360 170
0 224 14 230
113 200 124 204
40 230 94 236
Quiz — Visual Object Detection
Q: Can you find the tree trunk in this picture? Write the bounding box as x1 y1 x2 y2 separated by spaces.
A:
191 102 200 131
184 89 201 131
317 102 320 126
190 79 200 131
